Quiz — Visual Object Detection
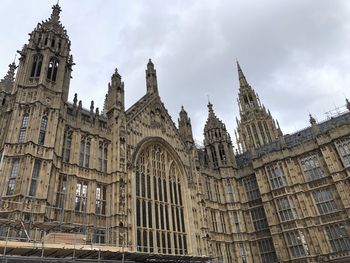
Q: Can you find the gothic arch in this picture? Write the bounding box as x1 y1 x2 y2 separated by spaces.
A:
132 137 188 255
132 137 187 181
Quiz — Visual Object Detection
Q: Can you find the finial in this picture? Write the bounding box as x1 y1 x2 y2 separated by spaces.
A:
346 98 350 111
12 53 17 64
147 58 154 69
309 113 316 125
51 3 62 22
207 101 213 112
2 62 17 83
95 107 100 116
90 100 94 113
73 93 78 106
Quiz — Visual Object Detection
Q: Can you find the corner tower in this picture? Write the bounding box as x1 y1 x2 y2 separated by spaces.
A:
15 4 73 102
204 102 236 169
0 4 73 221
235 62 282 152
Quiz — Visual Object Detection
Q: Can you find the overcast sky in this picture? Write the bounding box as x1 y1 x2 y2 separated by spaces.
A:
1 0 350 143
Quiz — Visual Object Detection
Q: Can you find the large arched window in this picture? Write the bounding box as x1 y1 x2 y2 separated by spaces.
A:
135 143 187 255
47 57 59 81
30 54 43 78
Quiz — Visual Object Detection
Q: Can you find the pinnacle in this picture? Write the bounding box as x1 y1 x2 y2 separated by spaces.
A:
50 3 62 22
2 62 17 82
207 101 213 112
204 102 226 132
147 58 155 69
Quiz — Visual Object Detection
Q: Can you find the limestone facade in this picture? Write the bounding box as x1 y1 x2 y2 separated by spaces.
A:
0 4 349 263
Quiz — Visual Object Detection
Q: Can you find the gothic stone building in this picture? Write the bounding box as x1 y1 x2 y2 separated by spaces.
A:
0 4 349 263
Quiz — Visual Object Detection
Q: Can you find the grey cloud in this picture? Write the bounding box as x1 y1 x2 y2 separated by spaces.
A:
1 0 350 143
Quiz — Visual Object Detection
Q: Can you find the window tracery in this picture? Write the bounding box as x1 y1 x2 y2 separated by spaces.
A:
135 144 187 255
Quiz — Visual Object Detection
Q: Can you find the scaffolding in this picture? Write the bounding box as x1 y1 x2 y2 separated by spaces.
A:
0 200 209 262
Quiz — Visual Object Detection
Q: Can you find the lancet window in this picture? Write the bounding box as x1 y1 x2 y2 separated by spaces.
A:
30 54 43 78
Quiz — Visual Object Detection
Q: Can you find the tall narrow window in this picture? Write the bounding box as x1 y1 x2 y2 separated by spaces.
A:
239 243 247 263
325 223 350 253
220 211 226 232
218 144 227 165
243 175 260 201
79 137 91 168
211 145 218 168
30 54 43 78
214 181 221 202
38 116 48 145
258 239 278 263
226 243 232 263
96 184 106 215
335 137 350 167
211 210 218 232
300 154 324 181
98 143 108 172
233 211 241 233
312 188 337 215
226 179 234 202
285 231 308 258
275 196 297 222
98 145 103 171
103 146 108 173
47 57 59 81
266 162 287 189
56 174 67 208
75 180 88 212
206 179 212 200
7 159 19 195
29 160 41 197
93 229 106 244
62 130 72 162
250 206 268 231
18 113 29 143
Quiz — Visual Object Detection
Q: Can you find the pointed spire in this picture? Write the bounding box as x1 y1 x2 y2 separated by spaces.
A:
235 62 283 152
236 60 249 88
